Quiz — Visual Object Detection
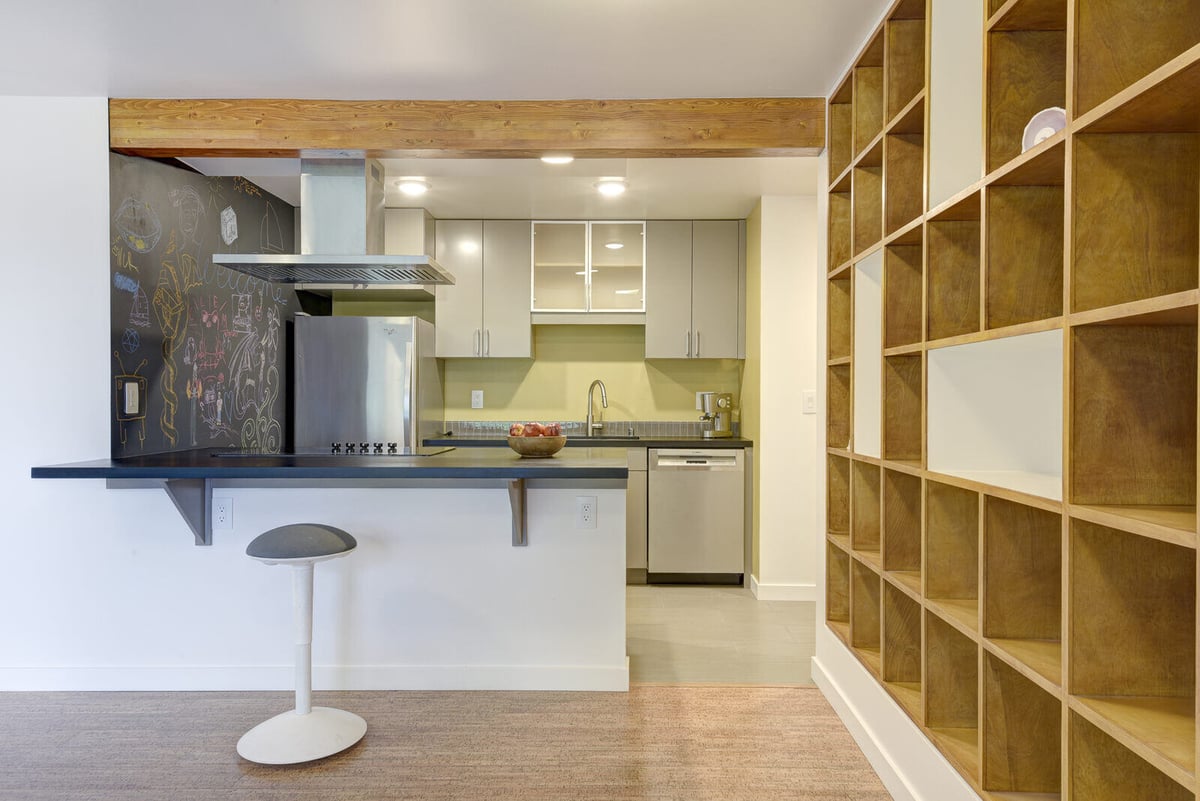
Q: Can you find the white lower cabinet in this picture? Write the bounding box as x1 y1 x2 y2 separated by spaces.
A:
645 220 741 358
435 219 531 358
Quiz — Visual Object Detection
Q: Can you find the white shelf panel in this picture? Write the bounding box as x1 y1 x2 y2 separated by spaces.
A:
853 251 884 457
928 329 1063 496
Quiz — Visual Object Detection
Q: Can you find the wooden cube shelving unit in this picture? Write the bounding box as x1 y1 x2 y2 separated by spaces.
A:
824 2 1200 797
882 468 921 595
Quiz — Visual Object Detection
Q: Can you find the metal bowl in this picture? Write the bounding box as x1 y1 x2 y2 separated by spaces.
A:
506 435 567 458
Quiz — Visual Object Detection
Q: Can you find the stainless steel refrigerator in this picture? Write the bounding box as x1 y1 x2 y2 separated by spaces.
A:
293 316 444 454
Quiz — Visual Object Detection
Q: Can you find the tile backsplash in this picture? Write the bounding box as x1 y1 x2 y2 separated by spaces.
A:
441 419 729 438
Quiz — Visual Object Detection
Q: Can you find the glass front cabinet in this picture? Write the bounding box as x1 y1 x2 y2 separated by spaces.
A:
532 221 645 312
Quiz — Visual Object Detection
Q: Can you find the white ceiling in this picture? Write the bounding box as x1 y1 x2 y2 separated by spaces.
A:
8 0 887 218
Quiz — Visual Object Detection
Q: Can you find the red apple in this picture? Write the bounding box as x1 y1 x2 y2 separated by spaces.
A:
523 422 544 437
509 423 525 436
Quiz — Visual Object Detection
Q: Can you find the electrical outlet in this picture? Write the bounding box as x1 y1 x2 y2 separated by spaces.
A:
471 389 484 409
576 495 597 529
213 496 233 531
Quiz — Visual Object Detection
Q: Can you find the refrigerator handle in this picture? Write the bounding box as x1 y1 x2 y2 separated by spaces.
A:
404 340 415 450
484 329 490 357
473 329 481 357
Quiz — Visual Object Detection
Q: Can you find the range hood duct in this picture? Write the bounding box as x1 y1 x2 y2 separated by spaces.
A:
212 157 454 286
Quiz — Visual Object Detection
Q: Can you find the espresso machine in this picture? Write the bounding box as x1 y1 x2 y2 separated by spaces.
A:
699 392 735 438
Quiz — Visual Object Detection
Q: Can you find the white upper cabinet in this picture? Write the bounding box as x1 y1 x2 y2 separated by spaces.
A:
435 219 531 358
645 220 741 359
532 221 645 313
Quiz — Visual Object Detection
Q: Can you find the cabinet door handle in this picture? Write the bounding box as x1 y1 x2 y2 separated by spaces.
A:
684 330 691 358
473 329 481 357
484 329 490 356
695 330 701 357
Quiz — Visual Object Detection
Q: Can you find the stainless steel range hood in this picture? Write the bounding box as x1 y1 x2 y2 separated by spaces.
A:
212 157 454 286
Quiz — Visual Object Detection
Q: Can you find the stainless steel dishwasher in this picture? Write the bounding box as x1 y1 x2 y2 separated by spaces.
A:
647 448 745 583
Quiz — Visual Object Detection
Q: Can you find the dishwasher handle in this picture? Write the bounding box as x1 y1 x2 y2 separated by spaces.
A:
650 449 743 470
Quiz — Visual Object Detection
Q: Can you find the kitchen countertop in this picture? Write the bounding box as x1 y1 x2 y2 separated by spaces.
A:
31 446 630 481
423 436 754 449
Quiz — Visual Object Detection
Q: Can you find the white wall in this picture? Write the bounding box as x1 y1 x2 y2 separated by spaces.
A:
752 195 820 601
928 0 985 208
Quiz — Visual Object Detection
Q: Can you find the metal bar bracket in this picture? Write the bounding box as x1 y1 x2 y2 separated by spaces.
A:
508 478 527 546
161 478 212 546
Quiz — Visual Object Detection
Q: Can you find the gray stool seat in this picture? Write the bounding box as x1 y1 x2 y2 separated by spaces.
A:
237 522 365 765
246 524 357 564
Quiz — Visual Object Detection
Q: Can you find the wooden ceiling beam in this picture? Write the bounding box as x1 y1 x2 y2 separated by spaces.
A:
108 97 824 158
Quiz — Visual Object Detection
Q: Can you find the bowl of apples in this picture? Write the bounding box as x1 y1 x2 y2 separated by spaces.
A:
507 422 566 458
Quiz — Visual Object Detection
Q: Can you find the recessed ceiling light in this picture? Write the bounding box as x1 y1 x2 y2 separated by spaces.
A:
605 241 624 250
541 154 574 165
595 178 627 197
396 177 430 197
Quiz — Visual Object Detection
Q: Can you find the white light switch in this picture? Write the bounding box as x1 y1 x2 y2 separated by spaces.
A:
471 389 484 409
124 381 140 415
802 390 817 415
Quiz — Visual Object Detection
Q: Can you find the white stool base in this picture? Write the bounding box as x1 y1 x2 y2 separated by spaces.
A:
237 707 367 765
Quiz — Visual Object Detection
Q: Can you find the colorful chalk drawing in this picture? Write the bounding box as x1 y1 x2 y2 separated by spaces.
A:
110 154 297 457
113 197 162 254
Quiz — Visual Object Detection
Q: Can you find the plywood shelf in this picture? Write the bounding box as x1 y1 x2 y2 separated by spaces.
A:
828 187 852 270
1070 519 1196 785
827 619 851 646
984 638 1061 693
1076 44 1200 135
851 556 882 653
827 364 851 450
926 480 980 631
986 25 1067 174
986 0 1066 33
1070 325 1197 510
882 354 922 461
884 569 922 602
985 179 1063 330
884 679 923 722
883 581 922 705
853 33 886 157
828 275 852 360
827 542 851 627
1070 696 1196 788
927 597 980 638
1071 132 1199 313
883 468 921 576
927 209 981 340
853 150 884 257
983 653 1061 795
1070 713 1194 801
983 497 1061 687
851 459 882 552
829 97 854 181
884 131 924 236
927 610 980 781
1068 504 1197 550
828 453 851 537
884 241 923 349
1074 0 1200 118
886 14 925 123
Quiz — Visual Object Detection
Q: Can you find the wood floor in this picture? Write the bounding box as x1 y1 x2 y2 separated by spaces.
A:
0 686 889 800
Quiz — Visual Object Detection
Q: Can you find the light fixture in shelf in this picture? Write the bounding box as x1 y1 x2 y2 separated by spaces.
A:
615 289 640 295
540 154 574 165
604 241 624 250
396 177 430 197
595 177 627 197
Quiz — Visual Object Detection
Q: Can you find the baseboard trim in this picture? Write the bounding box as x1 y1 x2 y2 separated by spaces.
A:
749 575 817 601
811 633 981 801
0 662 631 692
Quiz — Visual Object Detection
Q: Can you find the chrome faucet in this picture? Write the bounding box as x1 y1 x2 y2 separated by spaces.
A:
586 379 608 437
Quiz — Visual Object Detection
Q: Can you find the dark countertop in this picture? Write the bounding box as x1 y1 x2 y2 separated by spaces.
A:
32 446 630 481
424 436 754 449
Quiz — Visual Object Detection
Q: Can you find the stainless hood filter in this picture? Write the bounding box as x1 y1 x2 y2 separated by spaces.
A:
212 158 454 286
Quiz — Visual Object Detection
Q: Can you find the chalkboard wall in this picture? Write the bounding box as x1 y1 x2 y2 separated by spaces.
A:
109 153 300 457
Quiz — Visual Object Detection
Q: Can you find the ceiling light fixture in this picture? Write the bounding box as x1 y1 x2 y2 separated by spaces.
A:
541 154 574 165
595 178 627 197
396 177 430 197
604 242 624 250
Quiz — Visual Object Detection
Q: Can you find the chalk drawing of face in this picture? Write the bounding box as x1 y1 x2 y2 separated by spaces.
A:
170 185 204 244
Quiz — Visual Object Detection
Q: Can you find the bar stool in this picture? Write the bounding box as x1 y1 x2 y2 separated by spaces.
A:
236 523 367 765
